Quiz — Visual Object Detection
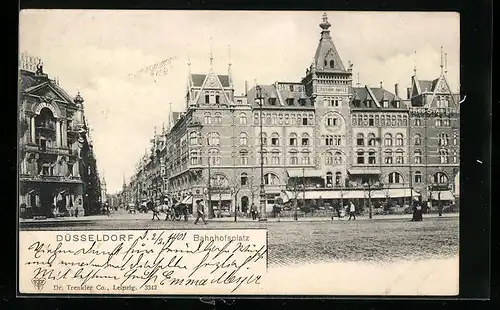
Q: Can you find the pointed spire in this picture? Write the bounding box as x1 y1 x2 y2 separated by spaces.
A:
209 37 214 67
228 45 233 86
162 122 166 134
440 46 444 74
444 53 448 74
187 50 191 73
320 12 331 31
380 81 383 89
413 51 417 75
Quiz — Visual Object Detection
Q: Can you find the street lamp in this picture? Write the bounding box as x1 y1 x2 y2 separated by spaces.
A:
255 85 267 221
363 182 373 219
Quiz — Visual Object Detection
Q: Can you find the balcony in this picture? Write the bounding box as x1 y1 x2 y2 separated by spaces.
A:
20 174 83 183
36 123 56 132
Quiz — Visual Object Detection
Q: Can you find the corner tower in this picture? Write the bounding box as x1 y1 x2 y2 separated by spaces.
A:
302 13 353 186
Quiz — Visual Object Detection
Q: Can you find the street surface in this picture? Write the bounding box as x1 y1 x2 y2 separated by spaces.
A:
20 210 459 267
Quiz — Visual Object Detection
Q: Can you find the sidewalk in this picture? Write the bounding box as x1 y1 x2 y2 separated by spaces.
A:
20 212 458 225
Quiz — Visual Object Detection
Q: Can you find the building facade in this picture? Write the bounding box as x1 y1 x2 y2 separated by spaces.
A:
19 53 102 218
121 13 460 214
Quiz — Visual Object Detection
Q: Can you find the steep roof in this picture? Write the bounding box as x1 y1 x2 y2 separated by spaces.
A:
418 80 434 93
247 85 314 108
313 13 346 72
351 86 403 109
190 73 231 87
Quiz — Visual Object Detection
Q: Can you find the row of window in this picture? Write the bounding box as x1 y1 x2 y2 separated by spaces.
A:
254 112 314 126
352 100 402 109
170 170 451 188
413 118 452 127
352 114 408 127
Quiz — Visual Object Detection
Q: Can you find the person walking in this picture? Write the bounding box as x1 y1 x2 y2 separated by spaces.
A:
150 199 160 221
194 199 207 225
348 201 356 220
250 203 257 220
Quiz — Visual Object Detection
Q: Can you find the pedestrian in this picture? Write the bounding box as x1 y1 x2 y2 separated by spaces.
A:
250 203 257 220
194 199 207 225
150 199 160 221
348 201 356 220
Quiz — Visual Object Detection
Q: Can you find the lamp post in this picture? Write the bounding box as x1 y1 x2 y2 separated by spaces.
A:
363 182 373 219
255 85 267 221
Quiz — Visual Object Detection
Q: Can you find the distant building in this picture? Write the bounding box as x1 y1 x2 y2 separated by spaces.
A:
122 13 459 214
18 53 102 218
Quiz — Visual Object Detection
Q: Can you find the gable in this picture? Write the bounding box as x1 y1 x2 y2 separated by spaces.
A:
194 70 232 105
427 75 456 108
25 83 73 104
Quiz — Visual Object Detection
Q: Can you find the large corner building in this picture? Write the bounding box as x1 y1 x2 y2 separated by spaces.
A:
123 13 460 214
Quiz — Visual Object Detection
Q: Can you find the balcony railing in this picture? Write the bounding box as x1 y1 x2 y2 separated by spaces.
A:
36 123 56 131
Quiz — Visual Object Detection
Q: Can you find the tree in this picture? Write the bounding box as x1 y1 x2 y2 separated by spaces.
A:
284 176 303 221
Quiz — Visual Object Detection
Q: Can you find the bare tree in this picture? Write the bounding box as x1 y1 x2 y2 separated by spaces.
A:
284 177 303 221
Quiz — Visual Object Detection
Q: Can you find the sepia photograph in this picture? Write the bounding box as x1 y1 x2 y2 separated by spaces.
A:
18 10 461 296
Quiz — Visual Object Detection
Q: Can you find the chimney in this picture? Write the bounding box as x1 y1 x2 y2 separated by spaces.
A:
245 80 248 96
394 83 400 98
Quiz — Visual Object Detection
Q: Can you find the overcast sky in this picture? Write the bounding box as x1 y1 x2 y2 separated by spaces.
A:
19 10 459 193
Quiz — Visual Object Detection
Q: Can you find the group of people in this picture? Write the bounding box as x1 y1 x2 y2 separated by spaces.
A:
147 198 207 225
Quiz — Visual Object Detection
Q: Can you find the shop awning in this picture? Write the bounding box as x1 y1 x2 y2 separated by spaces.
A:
282 190 343 200
369 188 421 199
287 169 324 178
208 194 232 201
430 191 455 201
181 196 193 204
348 169 382 175
281 188 421 201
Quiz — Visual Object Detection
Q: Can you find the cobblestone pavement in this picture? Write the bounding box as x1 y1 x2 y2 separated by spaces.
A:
20 211 459 267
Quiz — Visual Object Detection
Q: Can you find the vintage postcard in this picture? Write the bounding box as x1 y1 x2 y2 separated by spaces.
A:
18 10 460 296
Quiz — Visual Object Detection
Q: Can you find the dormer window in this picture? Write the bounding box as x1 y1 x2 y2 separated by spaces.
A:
366 100 372 108
289 85 294 91
329 60 335 68
299 98 306 106
354 99 361 107
268 98 277 105
394 101 400 108
286 98 294 106
383 100 389 108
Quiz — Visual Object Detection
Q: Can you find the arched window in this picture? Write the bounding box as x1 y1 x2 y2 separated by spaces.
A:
335 172 342 186
208 148 221 165
414 134 421 146
240 172 248 185
240 150 248 165
414 171 422 183
326 172 333 186
414 149 422 164
211 174 228 188
239 113 247 125
190 150 200 165
264 173 280 185
385 150 393 164
325 151 333 165
301 150 311 165
259 149 268 165
204 112 211 124
433 172 449 184
452 133 458 145
272 113 277 125
452 150 458 163
289 133 298 146
356 133 364 146
214 112 222 124
388 172 403 184
258 133 268 145
357 150 365 164
395 133 404 146
205 94 210 104
215 95 220 104
384 133 393 146
239 132 248 146
368 150 376 164
368 133 377 146
439 149 449 164
266 113 271 125
254 113 259 125
396 149 404 164
207 132 220 146
289 150 298 165
189 132 199 145
301 133 310 146
438 133 449 146
325 115 339 127
334 151 343 164
271 133 280 146
329 60 335 68
271 149 280 165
